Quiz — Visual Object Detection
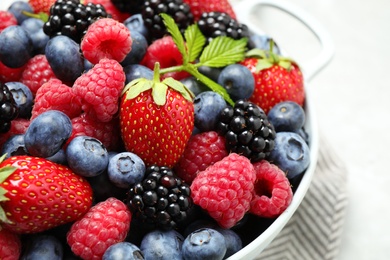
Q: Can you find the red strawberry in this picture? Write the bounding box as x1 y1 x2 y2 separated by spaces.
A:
0 227 21 260
240 46 305 114
0 155 93 234
182 0 236 21
28 0 56 14
120 62 194 168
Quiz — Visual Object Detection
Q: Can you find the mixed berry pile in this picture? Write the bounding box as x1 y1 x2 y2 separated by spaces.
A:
0 0 311 259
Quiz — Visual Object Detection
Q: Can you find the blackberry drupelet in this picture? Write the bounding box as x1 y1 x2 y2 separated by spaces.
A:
0 82 19 133
127 165 193 230
216 100 276 162
141 0 194 42
197 12 250 44
110 0 144 14
43 0 110 43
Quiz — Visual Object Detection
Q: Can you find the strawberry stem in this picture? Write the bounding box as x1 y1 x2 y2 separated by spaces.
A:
153 62 162 83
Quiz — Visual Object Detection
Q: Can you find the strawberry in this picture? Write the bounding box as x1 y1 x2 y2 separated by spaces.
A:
240 44 305 114
28 0 56 15
0 155 93 234
182 0 237 21
0 227 21 260
119 62 194 168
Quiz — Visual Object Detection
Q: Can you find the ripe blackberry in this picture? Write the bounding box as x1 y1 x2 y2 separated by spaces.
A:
197 12 250 44
127 165 193 230
216 100 276 162
0 82 19 133
110 0 144 14
43 0 110 43
141 0 194 42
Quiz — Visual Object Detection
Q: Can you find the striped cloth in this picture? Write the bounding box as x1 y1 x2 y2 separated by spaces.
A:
257 134 349 260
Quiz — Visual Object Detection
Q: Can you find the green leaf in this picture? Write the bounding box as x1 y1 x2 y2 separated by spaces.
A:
161 13 188 64
199 37 248 68
163 77 194 101
124 79 153 100
184 24 206 63
152 82 168 106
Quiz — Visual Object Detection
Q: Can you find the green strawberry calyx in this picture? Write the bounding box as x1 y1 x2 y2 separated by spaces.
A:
122 62 194 106
0 154 17 224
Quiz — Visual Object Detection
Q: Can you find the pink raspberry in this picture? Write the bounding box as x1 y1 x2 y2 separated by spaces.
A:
0 11 17 33
190 153 256 229
72 58 125 122
81 18 132 64
67 197 131 260
0 61 25 83
68 113 122 151
31 79 83 120
250 160 293 218
141 36 190 80
20 54 58 95
174 131 228 184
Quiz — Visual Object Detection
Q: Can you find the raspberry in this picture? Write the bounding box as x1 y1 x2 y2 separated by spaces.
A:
72 58 125 122
0 118 30 151
31 79 82 120
0 61 25 83
141 36 189 80
67 197 132 260
0 228 21 260
0 11 18 33
174 131 228 184
81 18 132 64
249 160 293 218
69 113 122 151
190 153 256 229
20 54 58 95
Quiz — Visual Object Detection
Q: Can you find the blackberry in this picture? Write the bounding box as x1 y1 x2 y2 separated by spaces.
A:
127 165 193 230
197 12 250 45
110 0 144 14
216 100 276 162
0 82 19 133
141 0 194 42
43 0 110 43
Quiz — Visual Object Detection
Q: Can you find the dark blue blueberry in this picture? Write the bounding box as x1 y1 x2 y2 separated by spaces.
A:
140 230 184 260
66 136 109 177
46 148 67 165
103 242 144 260
5 81 33 118
21 18 50 54
198 66 222 82
249 33 281 54
123 64 153 84
45 35 84 83
87 170 127 203
194 91 227 132
180 76 207 96
21 234 63 260
7 1 34 25
216 228 242 258
218 64 255 101
121 30 148 66
267 101 306 132
0 25 33 68
1 134 27 158
123 14 149 40
24 110 72 158
107 152 145 189
182 228 227 260
295 127 309 144
268 132 310 179
84 58 94 72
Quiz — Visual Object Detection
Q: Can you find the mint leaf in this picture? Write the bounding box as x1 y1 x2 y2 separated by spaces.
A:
161 13 188 64
184 24 206 63
198 37 248 68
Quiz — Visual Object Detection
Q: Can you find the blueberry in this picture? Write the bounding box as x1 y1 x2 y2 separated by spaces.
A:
66 136 109 177
45 35 84 83
194 91 227 132
7 1 34 25
24 110 72 158
5 81 33 118
87 171 127 203
267 101 306 132
140 230 184 260
1 134 27 158
216 228 242 258
0 25 33 68
217 64 255 101
198 66 222 82
123 14 149 40
268 132 310 179
21 234 63 260
182 228 227 260
46 148 67 165
249 33 281 54
107 152 145 189
103 242 144 260
21 18 50 55
123 64 153 84
121 30 148 66
180 76 207 96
